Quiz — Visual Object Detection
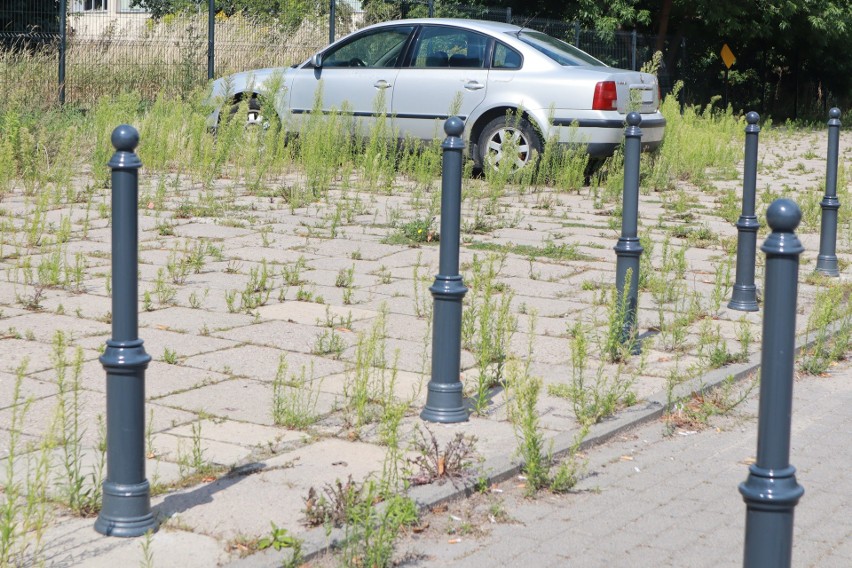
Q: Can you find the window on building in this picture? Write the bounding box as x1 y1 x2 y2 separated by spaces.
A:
119 0 148 12
72 0 107 11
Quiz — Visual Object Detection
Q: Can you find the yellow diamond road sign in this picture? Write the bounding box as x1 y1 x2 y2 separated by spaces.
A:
721 44 736 69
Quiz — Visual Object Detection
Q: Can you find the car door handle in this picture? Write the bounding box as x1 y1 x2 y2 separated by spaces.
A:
374 80 392 89
464 81 485 91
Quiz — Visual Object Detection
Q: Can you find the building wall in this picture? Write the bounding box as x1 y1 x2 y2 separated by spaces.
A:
69 0 149 40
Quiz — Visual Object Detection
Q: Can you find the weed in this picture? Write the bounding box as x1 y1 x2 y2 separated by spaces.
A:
312 329 346 359
140 529 155 568
463 254 516 414
505 357 587 496
257 521 302 554
385 216 437 245
271 356 322 429
551 322 637 426
407 426 479 486
52 331 104 516
162 347 179 365
302 476 360 528
666 374 758 431
344 309 393 427
341 481 418 568
799 284 852 374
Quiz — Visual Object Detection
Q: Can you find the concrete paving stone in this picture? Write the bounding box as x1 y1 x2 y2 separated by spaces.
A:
154 377 338 426
84 326 241 362
40 516 232 568
0 371 57 409
257 301 377 326
377 247 441 269
139 305 256 335
0 386 106 445
504 294 587 318
214 319 353 354
317 369 427 404
510 333 570 366
516 313 570 340
154 438 387 541
153 432 254 467
182 344 346 381
1 311 110 343
227 244 320 266
172 221 255 240
173 268 258 296
167 419 307 452
29 357 117 395
372 312 431 343
306 238 402 261
145 361 229 400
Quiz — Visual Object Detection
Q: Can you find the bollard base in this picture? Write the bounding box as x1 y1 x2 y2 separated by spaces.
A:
815 255 840 277
95 480 157 537
728 284 759 312
421 380 468 423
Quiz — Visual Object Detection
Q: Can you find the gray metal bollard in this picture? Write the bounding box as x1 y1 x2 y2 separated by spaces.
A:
421 117 469 423
738 198 805 568
815 107 842 277
94 125 157 537
613 112 643 345
729 111 761 311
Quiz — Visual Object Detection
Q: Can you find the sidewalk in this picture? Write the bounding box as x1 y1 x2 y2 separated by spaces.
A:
0 128 849 567
383 357 852 568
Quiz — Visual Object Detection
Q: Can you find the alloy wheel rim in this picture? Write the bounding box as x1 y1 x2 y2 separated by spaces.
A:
485 127 531 170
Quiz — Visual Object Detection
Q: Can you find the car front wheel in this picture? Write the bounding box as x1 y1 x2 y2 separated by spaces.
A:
477 116 542 173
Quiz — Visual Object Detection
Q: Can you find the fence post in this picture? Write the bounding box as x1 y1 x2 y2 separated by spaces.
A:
59 0 67 105
728 111 761 311
815 107 842 276
739 198 805 568
207 0 215 80
428 0 434 18
329 0 336 44
631 29 637 70
574 22 580 47
506 8 512 23
614 112 643 346
421 117 468 424
94 125 157 538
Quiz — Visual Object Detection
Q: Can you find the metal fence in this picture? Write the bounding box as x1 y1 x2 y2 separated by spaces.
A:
1 1 679 108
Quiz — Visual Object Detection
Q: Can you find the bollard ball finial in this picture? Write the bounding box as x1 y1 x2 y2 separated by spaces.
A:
766 198 801 233
746 111 760 124
829 107 841 120
626 112 642 127
444 116 464 138
111 124 139 153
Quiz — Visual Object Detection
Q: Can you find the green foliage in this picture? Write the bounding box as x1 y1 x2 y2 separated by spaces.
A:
341 481 418 568
799 284 852 375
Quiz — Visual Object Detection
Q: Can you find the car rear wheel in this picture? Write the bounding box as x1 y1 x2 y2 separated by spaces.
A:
477 116 542 173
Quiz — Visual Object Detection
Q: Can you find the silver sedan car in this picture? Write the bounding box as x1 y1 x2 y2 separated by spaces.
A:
208 18 666 170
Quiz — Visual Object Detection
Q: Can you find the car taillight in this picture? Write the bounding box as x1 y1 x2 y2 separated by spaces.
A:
592 81 618 110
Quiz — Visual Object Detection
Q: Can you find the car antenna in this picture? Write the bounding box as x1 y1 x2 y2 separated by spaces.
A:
515 12 539 36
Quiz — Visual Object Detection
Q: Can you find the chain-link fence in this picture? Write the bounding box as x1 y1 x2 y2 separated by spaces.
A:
1 1 679 109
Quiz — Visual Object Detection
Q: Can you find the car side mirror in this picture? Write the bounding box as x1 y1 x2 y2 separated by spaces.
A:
310 53 323 68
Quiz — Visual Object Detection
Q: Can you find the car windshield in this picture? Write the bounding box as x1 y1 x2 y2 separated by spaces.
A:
512 30 605 67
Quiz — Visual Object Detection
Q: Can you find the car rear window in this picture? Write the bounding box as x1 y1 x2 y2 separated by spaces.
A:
512 31 605 67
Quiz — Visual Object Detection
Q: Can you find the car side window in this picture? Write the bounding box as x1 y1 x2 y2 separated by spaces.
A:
492 43 522 69
409 26 489 69
323 26 414 68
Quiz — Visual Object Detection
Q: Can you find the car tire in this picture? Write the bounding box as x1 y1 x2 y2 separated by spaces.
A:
227 94 265 127
477 115 542 173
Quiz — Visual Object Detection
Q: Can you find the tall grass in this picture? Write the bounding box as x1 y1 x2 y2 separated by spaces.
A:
645 83 742 190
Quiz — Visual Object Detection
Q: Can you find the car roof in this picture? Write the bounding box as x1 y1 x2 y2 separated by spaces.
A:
361 18 524 36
